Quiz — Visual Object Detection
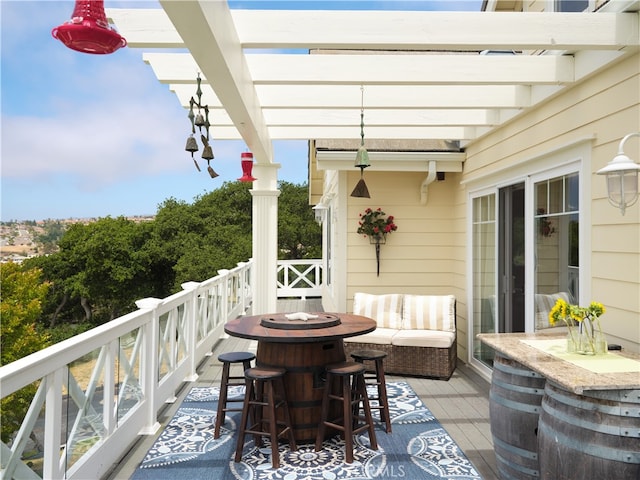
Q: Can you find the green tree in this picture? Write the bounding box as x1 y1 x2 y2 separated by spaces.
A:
58 217 162 322
26 217 169 325
0 262 51 442
155 182 254 288
277 181 322 259
23 182 321 332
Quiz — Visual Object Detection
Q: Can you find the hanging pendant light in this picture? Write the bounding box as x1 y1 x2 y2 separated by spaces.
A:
238 152 257 182
52 1 126 55
351 86 371 198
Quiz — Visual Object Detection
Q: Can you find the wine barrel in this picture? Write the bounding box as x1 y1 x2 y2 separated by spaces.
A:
257 339 344 442
490 352 546 480
538 382 640 480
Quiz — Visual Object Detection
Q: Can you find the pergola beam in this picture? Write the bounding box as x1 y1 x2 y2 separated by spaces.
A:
145 52 574 85
168 84 532 109
109 9 639 51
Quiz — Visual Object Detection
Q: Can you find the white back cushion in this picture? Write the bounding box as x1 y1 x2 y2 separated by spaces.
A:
402 294 456 332
352 292 403 329
535 291 572 329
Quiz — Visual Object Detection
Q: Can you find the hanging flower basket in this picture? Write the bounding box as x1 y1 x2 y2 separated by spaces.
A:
357 208 397 276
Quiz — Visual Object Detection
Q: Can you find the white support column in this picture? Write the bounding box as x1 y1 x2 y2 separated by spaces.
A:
250 162 281 314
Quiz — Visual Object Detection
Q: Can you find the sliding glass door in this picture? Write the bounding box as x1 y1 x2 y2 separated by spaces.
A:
471 171 581 369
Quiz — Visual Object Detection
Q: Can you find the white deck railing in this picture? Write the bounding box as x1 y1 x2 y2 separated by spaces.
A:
0 261 255 480
0 259 322 480
276 259 323 299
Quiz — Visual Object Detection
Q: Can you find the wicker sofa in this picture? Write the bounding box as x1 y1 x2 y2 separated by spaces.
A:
343 293 457 380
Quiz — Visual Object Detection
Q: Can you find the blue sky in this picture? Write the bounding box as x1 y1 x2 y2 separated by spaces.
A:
1 1 481 222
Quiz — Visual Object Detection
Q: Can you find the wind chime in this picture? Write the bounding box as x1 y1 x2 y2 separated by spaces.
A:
351 85 371 198
185 74 217 178
52 0 126 55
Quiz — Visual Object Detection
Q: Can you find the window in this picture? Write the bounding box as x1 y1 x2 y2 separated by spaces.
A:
555 0 589 12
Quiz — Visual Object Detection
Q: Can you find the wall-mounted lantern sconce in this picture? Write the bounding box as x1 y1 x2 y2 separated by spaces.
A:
597 132 640 215
312 204 328 225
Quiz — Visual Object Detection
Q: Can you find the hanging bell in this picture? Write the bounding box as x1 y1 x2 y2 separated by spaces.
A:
202 145 214 160
350 169 371 198
201 134 214 160
51 0 127 54
185 135 198 153
351 178 371 198
354 145 371 169
194 112 206 128
238 152 257 182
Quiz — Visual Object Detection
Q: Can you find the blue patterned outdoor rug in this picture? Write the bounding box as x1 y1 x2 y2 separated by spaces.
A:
132 381 482 479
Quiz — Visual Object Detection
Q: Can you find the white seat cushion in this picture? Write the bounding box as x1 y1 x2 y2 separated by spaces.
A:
391 329 455 349
353 292 403 329
343 328 399 345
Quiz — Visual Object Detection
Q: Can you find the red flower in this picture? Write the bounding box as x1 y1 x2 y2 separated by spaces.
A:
356 208 398 239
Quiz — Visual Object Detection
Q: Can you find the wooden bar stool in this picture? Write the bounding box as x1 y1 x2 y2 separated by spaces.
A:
314 361 378 464
350 349 392 433
214 351 255 439
234 367 297 469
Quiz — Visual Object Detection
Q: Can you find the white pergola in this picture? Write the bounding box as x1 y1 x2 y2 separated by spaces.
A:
108 0 639 313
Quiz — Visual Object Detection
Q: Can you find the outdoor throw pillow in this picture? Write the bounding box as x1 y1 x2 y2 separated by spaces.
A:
353 292 403 329
402 294 456 332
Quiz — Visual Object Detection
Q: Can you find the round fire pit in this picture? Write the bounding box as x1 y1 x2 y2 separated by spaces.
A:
260 313 341 330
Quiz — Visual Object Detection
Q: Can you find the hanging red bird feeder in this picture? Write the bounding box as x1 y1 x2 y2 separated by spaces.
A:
238 152 257 182
52 0 126 55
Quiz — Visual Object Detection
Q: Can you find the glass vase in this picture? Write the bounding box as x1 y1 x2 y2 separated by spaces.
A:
594 331 608 355
577 330 596 355
566 327 578 354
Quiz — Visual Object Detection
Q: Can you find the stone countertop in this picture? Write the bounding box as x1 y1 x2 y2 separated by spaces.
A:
478 332 640 394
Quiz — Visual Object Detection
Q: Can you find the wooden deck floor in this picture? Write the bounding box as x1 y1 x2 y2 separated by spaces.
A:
105 300 499 480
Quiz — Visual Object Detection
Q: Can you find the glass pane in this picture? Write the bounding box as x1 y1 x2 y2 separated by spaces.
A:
556 0 588 12
158 312 170 380
548 177 564 214
535 181 548 215
65 348 106 473
117 328 143 422
565 173 579 212
472 194 496 367
2 380 46 477
534 174 580 331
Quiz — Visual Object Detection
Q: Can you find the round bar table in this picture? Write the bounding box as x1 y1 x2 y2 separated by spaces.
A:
225 312 376 442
